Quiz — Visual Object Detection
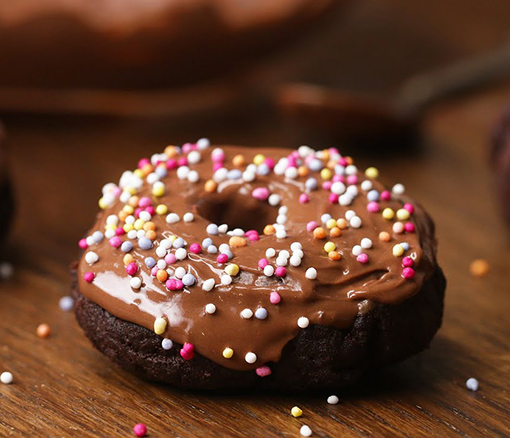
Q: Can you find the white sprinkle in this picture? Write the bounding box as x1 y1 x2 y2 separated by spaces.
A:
275 257 288 267
392 183 405 195
265 248 276 258
345 164 357 175
321 213 332 224
466 377 479 391
174 267 186 279
276 229 287 239
300 425 312 437
219 243 230 253
175 248 187 261
218 224 228 234
187 170 200 183
166 213 180 224
279 250 290 259
360 180 373 191
202 278 215 292
177 166 190 179
331 182 346 195
268 194 281 206
86 236 95 246
352 245 363 256
183 212 194 222
361 238 373 249
292 249 304 259
205 303 216 314
136 230 146 239
285 167 298 179
290 256 302 267
297 317 310 328
157 259 167 270
213 167 228 183
105 229 116 239
240 309 253 319
1 372 13 384
350 216 362 228
127 230 137 240
345 210 356 221
125 215 135 225
221 274 232 285
187 150 201 164
290 242 302 251
139 211 152 222
232 228 245 237
327 395 339 405
339 193 353 206
276 215 287 225
106 214 119 225
279 206 288 215
263 265 275 277
0 262 13 280
242 171 256 182
130 277 142 289
85 252 99 265
305 267 317 280
156 246 167 258
245 352 257 364
197 138 210 150
161 338 173 350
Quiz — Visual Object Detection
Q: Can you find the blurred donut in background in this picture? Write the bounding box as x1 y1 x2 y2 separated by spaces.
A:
0 124 14 251
492 104 510 229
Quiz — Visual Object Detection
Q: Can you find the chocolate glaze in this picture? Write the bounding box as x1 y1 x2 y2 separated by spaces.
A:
78 146 436 371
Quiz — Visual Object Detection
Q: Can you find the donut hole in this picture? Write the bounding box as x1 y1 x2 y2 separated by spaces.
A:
196 191 277 233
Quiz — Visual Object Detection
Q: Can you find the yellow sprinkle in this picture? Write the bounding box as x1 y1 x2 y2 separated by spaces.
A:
365 167 379 179
326 218 337 229
123 205 134 214
123 254 134 265
396 208 410 221
154 317 167 335
123 223 134 233
98 198 108 210
105 223 116 231
168 235 177 242
152 183 165 197
133 169 144 178
324 242 336 253
382 208 395 220
392 244 404 257
225 264 240 276
320 168 333 181
156 204 168 215
291 406 303 418
134 219 145 230
125 186 137 195
253 154 265 165
222 348 234 359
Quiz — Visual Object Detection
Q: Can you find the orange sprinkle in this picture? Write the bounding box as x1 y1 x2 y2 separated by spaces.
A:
313 227 327 239
297 166 309 177
330 227 342 237
141 163 154 176
336 219 348 229
379 231 391 242
264 225 276 235
229 236 247 248
143 222 156 231
326 160 336 169
36 323 51 339
128 196 140 207
232 155 246 168
123 254 134 265
345 156 353 165
328 251 342 261
204 179 218 193
157 269 168 282
145 230 157 240
470 259 489 278
165 145 179 158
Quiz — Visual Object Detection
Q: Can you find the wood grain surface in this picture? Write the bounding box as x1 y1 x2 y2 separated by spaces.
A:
1 1 510 437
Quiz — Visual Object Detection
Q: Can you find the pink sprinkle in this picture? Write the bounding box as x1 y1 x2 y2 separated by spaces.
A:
381 190 391 201
275 267 286 277
177 157 188 167
258 258 269 269
217 253 228 264
287 156 297 167
109 236 122 248
270 291 281 304
211 150 225 163
138 158 150 169
151 266 159 276
115 227 125 236
126 262 138 276
138 197 152 208
367 201 380 213
347 175 358 185
79 238 88 249
299 193 309 204
112 187 122 197
84 272 95 283
357 253 369 264
165 279 177 290
403 203 415 214
213 163 223 172
182 142 193 154
189 243 202 254
304 155 315 165
133 423 147 437
402 267 416 279
166 159 177 170
180 343 195 360
404 222 415 233
165 254 177 264
329 193 339 204
339 157 348 166
145 206 155 216
252 187 270 201
306 221 318 232
175 280 184 290
134 207 143 218
332 174 343 182
248 233 259 242
402 256 414 267
264 158 276 169
256 366 272 377
245 230 257 236
322 181 332 191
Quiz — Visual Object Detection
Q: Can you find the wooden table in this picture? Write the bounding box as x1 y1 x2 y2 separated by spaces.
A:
2 1 510 437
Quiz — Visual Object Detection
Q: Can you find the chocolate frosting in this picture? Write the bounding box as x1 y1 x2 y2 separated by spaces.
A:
78 144 436 371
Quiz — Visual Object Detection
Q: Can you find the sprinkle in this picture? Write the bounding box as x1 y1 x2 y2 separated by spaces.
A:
470 259 489 278
180 343 194 360
258 258 269 269
466 377 479 391
313 227 326 239
336 218 348 229
305 268 317 280
263 225 275 235
161 338 173 350
361 238 372 249
156 204 168 215
291 407 303 418
109 236 122 248
266 248 276 258
36 323 51 339
328 251 341 261
379 231 391 242
154 317 167 335
276 229 287 239
357 253 369 264
393 222 405 234
205 303 216 314
327 395 339 405
365 167 379 178
182 273 196 286
204 179 217 193
241 309 253 319
402 267 415 279
402 257 414 267
1 372 13 384
291 242 302 251
152 181 165 197
350 216 362 228
84 251 99 265
299 193 309 204
382 208 395 220
202 278 215 291
189 243 201 254
275 266 286 277
59 296 74 312
229 236 247 248
255 366 272 377
381 190 391 201
404 222 415 233
352 245 362 256
255 308 268 320
396 209 410 221
221 274 233 285
297 316 310 328
223 348 234 359
392 183 405 195
263 265 274 277
183 212 194 222
126 262 138 276
300 425 313 437
306 221 318 232
145 257 156 268
324 242 336 253
206 224 219 235
252 187 270 201
270 291 281 304
392 244 404 257
130 277 142 289
245 352 257 364
268 194 281 206
84 272 95 283
174 267 186 279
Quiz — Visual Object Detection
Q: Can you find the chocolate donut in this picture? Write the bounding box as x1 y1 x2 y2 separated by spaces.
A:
0 124 13 249
73 142 445 390
492 104 510 228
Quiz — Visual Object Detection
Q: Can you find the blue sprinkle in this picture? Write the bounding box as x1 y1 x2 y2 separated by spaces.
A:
367 190 380 202
334 164 346 175
321 213 332 224
145 257 156 269
305 178 318 191
207 245 218 254
59 296 74 312
182 273 196 286
224 250 234 260
255 308 268 320
206 224 219 235
173 237 185 248
202 238 213 249
161 338 173 350
155 167 168 178
227 169 242 180
256 164 270 175
138 237 153 250
121 241 133 253
92 231 104 243
309 159 323 172
401 242 410 251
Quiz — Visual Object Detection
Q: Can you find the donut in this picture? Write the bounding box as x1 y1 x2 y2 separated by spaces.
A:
492 104 510 229
0 0 339 91
73 141 446 390
0 123 13 250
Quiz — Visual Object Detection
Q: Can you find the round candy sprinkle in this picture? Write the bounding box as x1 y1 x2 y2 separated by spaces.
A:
263 265 275 277
130 277 142 289
305 268 317 280
245 352 257 364
84 272 95 283
241 309 253 319
36 323 51 339
126 262 138 276
161 338 173 350
297 317 310 328
202 278 215 292
291 406 303 417
402 267 415 279
270 291 281 304
382 208 395 220
217 253 228 264
357 253 369 264
223 348 234 359
183 212 194 222
470 259 489 278
324 242 336 253
256 366 272 377
252 187 270 201
466 377 479 391
221 274 233 285
59 296 74 312
379 231 391 242
1 372 13 384
225 264 240 276
85 251 99 264
402 257 414 267
182 273 196 286
300 425 312 437
352 245 362 256
180 343 195 360
327 395 339 405
255 308 268 320
153 317 167 335
392 244 404 257
205 303 216 314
